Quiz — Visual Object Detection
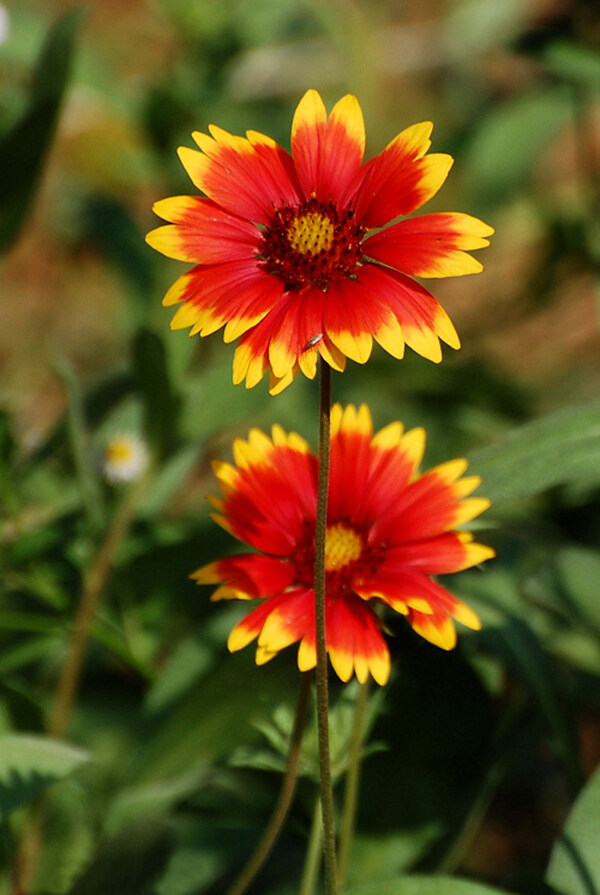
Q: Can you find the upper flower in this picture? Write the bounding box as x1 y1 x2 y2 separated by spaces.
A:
193 404 495 685
146 90 493 394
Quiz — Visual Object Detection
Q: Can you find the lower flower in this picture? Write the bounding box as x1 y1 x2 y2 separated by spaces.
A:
194 405 494 685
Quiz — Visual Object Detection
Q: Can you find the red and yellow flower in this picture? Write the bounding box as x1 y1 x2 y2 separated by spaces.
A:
193 405 494 685
147 90 493 393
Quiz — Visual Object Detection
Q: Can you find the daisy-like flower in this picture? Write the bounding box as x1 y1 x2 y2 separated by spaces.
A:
193 405 494 685
103 434 149 484
146 90 493 394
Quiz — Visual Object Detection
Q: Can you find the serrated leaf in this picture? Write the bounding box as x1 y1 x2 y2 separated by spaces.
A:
546 765 600 895
0 734 90 820
346 874 512 895
467 402 600 505
32 779 94 894
0 10 81 252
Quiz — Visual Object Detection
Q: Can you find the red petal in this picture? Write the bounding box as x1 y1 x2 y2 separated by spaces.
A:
382 533 474 575
327 595 390 685
149 196 261 264
355 129 452 227
372 469 464 543
328 404 374 521
179 127 300 226
209 554 296 598
357 265 459 359
363 213 493 278
166 260 284 340
291 91 365 205
223 440 316 555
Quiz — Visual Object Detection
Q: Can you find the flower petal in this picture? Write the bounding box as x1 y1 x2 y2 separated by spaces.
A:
146 196 261 264
164 260 284 342
291 89 365 205
359 265 460 361
178 125 300 225
218 429 317 555
372 461 490 543
192 554 295 599
327 596 390 685
328 404 374 520
355 121 452 226
384 532 495 575
407 607 458 650
363 213 494 278
257 588 315 655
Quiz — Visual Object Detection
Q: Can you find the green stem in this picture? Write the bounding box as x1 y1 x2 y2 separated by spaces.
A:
226 673 311 895
299 796 324 895
314 359 338 894
337 680 370 888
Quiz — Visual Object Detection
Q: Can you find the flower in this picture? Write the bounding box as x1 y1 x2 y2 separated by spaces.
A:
103 434 149 484
147 90 493 394
193 405 494 685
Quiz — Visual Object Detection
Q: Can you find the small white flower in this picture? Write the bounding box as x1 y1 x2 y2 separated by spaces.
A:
103 434 149 484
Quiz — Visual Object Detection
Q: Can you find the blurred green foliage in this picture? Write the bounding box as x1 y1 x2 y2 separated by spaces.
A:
1 0 600 893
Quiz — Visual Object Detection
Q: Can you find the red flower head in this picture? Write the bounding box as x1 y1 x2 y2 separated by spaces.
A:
147 90 493 393
194 405 494 685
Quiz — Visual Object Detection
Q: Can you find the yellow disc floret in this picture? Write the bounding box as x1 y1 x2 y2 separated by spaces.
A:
325 523 363 572
287 212 334 255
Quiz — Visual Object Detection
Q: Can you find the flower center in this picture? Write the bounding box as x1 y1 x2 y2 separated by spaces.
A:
325 523 363 572
286 212 335 255
260 197 365 290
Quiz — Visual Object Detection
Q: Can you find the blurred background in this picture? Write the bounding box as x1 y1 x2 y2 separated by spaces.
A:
1 1 600 893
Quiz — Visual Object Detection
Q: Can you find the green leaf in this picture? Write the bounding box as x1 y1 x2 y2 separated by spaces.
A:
463 86 572 206
543 40 600 88
103 771 207 837
556 545 600 633
0 734 90 820
132 328 181 460
68 819 172 895
144 636 215 716
546 765 600 895
55 356 105 532
0 10 81 252
467 402 600 505
31 780 94 894
346 874 512 895
478 615 581 789
346 828 442 885
137 444 201 518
